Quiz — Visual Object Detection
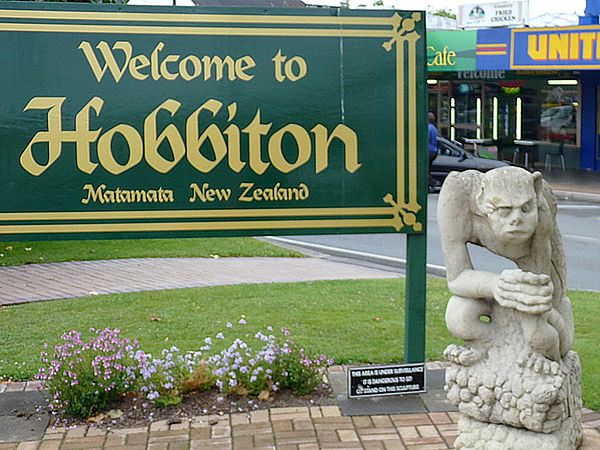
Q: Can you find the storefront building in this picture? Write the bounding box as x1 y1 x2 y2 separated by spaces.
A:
427 28 592 170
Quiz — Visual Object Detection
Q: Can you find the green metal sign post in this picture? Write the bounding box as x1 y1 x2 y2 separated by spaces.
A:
0 2 428 363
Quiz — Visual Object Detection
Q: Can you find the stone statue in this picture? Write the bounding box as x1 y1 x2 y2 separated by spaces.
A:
438 167 582 449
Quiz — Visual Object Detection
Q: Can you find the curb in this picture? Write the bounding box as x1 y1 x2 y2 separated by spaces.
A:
263 237 448 277
553 190 600 204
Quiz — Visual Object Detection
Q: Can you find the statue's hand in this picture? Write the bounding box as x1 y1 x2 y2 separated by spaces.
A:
493 269 553 314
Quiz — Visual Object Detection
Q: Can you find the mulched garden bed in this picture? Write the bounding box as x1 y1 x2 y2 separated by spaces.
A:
53 384 335 429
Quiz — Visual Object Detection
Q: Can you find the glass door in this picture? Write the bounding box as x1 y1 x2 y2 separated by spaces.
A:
451 82 483 142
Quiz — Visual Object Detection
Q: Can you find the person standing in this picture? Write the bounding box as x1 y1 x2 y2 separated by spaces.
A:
428 112 440 191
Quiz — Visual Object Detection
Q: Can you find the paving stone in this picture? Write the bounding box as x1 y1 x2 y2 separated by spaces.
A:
584 418 600 428
309 407 322 419
275 429 317 445
148 430 189 440
297 444 319 450
61 435 105 449
149 421 170 432
337 429 359 442
390 414 432 427
417 425 441 438
253 433 275 447
359 433 399 441
401 436 446 446
125 433 149 446
272 420 293 432
167 441 189 450
41 434 63 441
189 417 210 429
435 423 458 439
319 444 363 449
211 426 231 439
147 443 168 450
353 416 374 429
403 444 449 449
232 434 253 449
362 441 385 450
427 412 452 425
230 413 250 426
103 434 126 446
44 427 66 436
169 421 189 432
83 428 105 438
397 426 419 440
64 427 87 439
270 412 311 422
581 427 600 449
383 440 407 450
371 415 393 428
37 442 61 450
189 437 231 449
105 446 146 450
15 442 39 450
232 422 272 437
446 412 461 423
320 406 341 417
272 407 309 415
292 419 314 431
315 430 341 444
189 428 210 440
250 410 269 423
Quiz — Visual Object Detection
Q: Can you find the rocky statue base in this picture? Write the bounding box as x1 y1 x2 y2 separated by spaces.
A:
444 309 583 449
445 345 582 434
454 414 582 450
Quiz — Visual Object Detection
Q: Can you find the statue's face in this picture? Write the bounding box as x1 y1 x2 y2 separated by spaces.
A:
486 196 538 244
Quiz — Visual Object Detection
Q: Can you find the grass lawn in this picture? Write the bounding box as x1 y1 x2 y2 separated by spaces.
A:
0 278 598 410
0 238 300 266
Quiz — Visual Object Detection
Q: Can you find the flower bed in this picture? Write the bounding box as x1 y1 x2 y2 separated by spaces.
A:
36 318 333 423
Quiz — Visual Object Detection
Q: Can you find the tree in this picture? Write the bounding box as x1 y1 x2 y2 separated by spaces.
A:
432 8 456 19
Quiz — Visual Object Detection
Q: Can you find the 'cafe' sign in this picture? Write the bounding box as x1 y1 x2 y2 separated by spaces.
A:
427 31 476 71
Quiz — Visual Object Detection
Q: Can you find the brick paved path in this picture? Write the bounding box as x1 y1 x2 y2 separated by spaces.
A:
0 403 598 450
2 378 600 450
0 257 398 305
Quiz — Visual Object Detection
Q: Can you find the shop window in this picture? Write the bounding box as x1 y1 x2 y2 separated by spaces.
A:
538 86 578 145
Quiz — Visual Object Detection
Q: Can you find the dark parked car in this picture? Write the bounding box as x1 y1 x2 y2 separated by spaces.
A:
431 137 510 184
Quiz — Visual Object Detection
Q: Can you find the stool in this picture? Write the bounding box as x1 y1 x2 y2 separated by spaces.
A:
544 148 566 170
512 140 536 168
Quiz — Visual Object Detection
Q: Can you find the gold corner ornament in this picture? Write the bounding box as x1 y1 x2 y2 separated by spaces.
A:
381 12 423 233
383 193 422 232
382 12 422 52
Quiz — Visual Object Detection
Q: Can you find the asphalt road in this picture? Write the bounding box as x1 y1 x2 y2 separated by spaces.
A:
273 195 600 292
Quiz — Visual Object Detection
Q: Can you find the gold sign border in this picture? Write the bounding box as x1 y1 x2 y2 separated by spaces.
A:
0 9 423 235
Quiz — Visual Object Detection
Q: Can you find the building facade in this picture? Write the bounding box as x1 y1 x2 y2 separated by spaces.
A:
427 26 600 171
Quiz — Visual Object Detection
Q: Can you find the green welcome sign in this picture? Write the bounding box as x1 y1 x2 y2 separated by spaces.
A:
0 2 427 241
1 3 428 364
